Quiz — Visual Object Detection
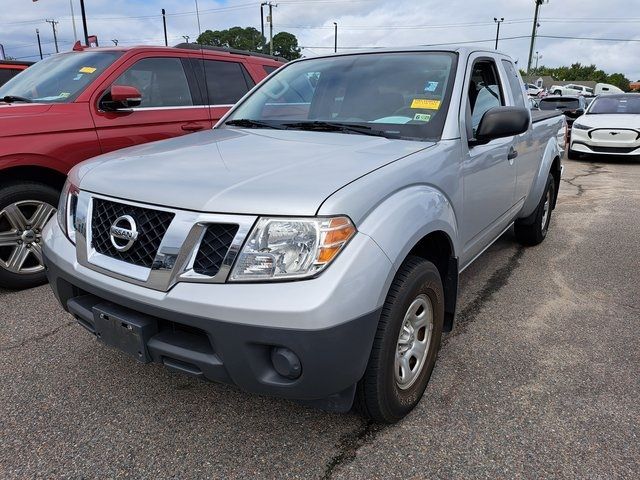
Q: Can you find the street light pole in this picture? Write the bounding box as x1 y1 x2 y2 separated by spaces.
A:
36 29 43 60
493 17 504 50
260 2 267 39
79 0 89 46
268 3 276 56
334 22 337 53
162 9 168 46
69 0 78 42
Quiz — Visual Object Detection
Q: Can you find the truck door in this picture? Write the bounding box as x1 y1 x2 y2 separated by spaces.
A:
91 55 212 154
460 57 518 263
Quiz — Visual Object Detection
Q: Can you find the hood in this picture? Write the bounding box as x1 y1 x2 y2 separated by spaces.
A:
0 102 52 116
0 103 91 140
579 114 640 129
77 128 433 216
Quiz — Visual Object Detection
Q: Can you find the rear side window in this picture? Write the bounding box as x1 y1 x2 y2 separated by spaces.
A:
202 60 254 105
0 68 20 86
263 65 279 75
501 60 526 108
114 57 193 108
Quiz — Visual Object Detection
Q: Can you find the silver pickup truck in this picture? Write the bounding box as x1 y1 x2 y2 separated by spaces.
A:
43 47 565 423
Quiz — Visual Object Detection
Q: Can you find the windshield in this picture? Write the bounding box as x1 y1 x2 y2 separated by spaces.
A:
588 96 640 114
0 51 120 103
539 98 580 110
225 52 457 140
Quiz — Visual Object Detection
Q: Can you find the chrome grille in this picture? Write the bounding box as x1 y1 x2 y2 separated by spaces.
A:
91 198 174 268
193 224 239 276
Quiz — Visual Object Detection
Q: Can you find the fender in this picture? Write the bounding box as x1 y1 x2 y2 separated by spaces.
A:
356 184 459 271
0 153 70 176
519 135 560 219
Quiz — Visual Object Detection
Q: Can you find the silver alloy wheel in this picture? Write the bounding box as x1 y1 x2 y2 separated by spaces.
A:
541 189 551 233
395 293 434 390
0 200 55 275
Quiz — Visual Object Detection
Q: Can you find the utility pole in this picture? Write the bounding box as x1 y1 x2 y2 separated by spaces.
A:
45 19 59 53
267 2 277 56
79 0 89 46
527 0 545 74
334 22 338 53
36 29 43 60
162 9 168 46
69 0 78 42
493 17 504 50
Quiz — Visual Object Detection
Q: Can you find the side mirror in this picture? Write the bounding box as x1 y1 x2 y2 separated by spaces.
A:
472 106 530 145
101 85 142 111
574 108 585 116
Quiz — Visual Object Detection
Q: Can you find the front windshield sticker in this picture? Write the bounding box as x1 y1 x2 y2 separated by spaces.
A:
424 81 439 92
411 98 441 110
414 113 431 122
59 92 71 98
79 66 97 74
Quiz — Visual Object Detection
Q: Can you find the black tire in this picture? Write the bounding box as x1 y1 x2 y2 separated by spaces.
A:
554 89 562 95
355 256 444 423
514 174 555 246
0 181 59 290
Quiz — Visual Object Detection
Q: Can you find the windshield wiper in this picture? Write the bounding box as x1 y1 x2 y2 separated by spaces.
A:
1 95 33 103
282 121 400 139
225 119 285 129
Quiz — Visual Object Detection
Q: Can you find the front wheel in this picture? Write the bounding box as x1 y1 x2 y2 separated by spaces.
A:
355 256 444 423
0 182 58 290
514 174 555 246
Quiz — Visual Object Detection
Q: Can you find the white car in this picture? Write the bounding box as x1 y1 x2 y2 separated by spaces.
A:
569 94 640 159
525 83 543 96
550 84 594 97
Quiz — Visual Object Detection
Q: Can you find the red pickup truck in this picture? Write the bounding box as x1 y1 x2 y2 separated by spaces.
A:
0 60 33 87
0 43 283 289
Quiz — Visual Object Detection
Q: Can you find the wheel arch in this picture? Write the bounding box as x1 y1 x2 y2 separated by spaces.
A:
0 164 67 191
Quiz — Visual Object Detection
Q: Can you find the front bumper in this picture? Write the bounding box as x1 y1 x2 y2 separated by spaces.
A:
42 219 393 411
571 128 640 156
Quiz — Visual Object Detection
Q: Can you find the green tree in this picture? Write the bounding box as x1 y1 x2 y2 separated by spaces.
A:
197 26 265 53
266 32 301 61
605 73 630 91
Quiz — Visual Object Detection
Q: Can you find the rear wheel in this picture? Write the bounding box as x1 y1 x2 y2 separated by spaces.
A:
0 182 58 290
554 89 562 95
514 174 555 246
355 256 444 423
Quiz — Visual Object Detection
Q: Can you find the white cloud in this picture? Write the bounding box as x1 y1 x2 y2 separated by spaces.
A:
1 0 638 80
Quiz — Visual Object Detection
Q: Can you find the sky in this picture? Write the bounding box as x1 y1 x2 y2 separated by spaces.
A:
1 0 639 81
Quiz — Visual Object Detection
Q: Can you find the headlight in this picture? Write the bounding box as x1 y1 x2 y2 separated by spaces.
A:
572 122 590 130
56 179 79 244
229 216 356 281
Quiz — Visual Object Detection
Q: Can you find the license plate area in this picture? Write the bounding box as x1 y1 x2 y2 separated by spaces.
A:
92 303 158 363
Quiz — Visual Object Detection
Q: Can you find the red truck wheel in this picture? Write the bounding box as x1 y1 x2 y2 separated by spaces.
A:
0 182 58 290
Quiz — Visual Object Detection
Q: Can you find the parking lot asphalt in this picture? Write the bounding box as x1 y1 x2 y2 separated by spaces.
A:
1 156 639 479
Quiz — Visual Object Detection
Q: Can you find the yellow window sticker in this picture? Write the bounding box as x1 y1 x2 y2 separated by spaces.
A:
411 98 441 110
414 113 431 122
79 66 97 74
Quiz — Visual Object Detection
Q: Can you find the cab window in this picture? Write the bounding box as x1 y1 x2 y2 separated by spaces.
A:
468 60 504 134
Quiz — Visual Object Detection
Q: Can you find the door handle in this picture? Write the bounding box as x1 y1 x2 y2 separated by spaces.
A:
507 147 518 161
181 123 205 132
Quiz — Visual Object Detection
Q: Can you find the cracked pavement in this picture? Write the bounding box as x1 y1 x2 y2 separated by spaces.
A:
1 156 639 479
